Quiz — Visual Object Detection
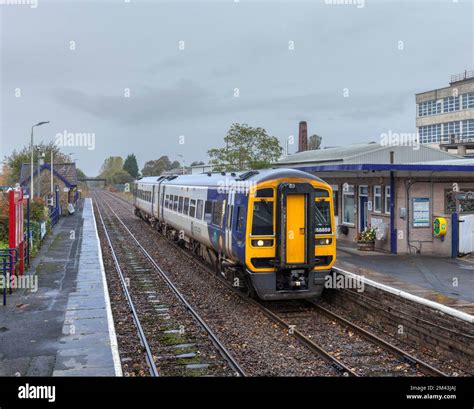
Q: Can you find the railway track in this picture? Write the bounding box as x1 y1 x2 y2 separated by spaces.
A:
264 300 448 377
93 191 245 377
99 190 449 377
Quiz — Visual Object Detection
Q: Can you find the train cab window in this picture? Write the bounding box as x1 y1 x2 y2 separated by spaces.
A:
196 199 203 220
189 199 196 218
315 200 332 234
236 206 245 232
173 196 179 211
184 198 190 215
251 201 274 236
212 201 224 226
178 196 184 213
204 201 213 223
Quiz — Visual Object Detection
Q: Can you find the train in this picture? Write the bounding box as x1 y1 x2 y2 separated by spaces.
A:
132 168 336 300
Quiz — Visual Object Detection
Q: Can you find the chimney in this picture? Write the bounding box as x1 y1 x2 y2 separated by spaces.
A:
298 121 308 152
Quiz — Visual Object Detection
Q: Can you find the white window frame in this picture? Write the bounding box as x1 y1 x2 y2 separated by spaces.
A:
373 185 382 213
342 184 355 226
385 186 391 214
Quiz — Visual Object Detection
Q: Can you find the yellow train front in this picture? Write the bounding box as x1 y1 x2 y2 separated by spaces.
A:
242 169 336 300
132 168 336 300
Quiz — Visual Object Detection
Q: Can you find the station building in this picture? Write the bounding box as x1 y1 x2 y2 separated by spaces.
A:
19 162 79 214
275 142 474 257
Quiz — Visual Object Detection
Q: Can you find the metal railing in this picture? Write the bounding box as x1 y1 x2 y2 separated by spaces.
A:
0 248 18 305
49 205 60 227
450 70 474 84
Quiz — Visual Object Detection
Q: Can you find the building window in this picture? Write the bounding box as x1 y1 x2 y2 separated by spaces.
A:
445 189 474 214
374 186 382 213
462 92 474 109
385 186 391 214
418 99 442 117
342 184 355 225
443 121 461 142
419 124 442 144
462 119 474 140
443 96 460 113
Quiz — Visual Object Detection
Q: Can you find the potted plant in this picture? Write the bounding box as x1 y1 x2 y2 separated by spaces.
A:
355 226 376 251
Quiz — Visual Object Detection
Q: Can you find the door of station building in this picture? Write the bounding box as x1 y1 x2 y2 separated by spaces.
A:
459 214 474 254
285 194 306 264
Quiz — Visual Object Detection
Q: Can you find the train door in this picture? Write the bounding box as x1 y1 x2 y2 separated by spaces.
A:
285 194 306 264
277 182 315 269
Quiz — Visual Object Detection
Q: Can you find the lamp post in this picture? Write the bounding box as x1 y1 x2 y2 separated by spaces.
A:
30 121 50 199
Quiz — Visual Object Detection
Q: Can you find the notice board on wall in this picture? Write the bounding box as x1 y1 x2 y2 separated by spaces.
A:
412 197 430 227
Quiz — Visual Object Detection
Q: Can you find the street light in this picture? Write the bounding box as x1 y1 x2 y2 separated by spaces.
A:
30 121 50 199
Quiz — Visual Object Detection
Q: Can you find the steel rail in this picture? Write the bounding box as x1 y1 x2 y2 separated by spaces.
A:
102 190 360 376
307 300 448 377
96 191 246 377
101 190 450 377
94 193 160 377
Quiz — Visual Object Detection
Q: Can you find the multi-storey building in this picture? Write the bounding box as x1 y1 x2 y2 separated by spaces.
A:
416 71 474 155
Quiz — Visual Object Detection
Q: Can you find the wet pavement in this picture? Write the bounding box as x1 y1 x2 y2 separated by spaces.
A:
336 242 474 314
0 199 121 376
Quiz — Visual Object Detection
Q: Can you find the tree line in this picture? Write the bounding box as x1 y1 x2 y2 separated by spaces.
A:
2 122 323 187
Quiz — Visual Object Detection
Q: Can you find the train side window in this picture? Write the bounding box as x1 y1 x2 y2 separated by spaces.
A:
212 201 224 227
196 199 203 220
184 198 190 215
173 196 178 211
204 201 213 223
178 196 184 213
165 195 170 209
189 199 196 218
236 206 245 232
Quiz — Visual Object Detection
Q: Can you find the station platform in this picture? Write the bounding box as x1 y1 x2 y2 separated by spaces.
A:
336 242 474 316
0 198 121 376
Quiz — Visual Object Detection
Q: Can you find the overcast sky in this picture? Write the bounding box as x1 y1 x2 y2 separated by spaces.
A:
1 0 473 176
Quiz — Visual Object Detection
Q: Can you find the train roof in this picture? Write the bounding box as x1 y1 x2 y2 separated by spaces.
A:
136 168 326 187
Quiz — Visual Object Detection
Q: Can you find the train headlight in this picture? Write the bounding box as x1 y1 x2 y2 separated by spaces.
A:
317 238 332 245
251 239 273 247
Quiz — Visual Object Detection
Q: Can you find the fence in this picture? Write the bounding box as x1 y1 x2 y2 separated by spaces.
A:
0 248 18 305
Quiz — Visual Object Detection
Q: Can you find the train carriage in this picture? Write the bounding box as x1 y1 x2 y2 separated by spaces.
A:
133 168 336 300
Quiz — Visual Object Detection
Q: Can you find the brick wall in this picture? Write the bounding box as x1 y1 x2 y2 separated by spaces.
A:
325 176 474 256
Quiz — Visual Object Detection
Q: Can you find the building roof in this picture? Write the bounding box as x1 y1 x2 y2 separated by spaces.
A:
277 142 380 165
19 163 78 187
275 142 461 167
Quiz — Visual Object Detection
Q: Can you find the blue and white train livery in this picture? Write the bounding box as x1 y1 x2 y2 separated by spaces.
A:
132 168 336 300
